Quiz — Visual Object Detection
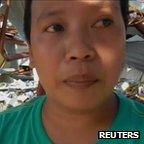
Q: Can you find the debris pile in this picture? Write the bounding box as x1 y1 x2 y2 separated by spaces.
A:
115 79 144 103
0 67 37 112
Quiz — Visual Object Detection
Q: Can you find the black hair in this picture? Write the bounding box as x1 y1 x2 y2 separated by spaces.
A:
24 0 129 42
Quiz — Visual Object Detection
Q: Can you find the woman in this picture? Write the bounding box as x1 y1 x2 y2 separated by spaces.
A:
0 0 144 143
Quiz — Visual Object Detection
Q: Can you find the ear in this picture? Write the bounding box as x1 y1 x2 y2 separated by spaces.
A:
28 42 35 68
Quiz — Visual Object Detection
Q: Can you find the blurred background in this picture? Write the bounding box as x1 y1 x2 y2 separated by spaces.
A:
0 0 144 111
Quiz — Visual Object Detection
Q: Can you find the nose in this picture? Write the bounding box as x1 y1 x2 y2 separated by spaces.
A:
65 37 95 62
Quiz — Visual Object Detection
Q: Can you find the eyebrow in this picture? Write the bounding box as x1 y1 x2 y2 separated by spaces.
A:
37 10 65 23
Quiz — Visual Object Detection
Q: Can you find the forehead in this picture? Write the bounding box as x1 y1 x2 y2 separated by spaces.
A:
32 0 121 21
32 0 120 6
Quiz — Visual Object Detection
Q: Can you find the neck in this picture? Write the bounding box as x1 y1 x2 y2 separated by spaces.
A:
43 95 118 143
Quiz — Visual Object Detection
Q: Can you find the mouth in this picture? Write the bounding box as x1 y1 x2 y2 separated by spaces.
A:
63 80 98 89
63 75 99 89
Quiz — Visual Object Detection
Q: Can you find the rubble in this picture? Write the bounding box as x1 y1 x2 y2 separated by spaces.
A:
115 79 144 102
0 68 37 112
0 84 37 112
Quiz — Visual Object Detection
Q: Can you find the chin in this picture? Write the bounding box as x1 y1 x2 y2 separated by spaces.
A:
51 88 109 113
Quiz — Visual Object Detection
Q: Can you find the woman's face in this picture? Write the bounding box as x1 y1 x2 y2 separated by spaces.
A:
30 0 125 111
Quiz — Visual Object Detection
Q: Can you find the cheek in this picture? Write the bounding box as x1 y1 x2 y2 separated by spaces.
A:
32 33 64 68
31 36 65 89
104 48 124 84
97 35 125 87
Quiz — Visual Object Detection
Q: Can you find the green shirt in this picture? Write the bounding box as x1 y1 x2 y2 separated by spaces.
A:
0 93 144 144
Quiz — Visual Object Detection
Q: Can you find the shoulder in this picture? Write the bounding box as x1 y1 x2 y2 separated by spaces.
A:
116 92 144 130
117 92 144 117
109 92 144 135
0 95 47 143
0 95 46 128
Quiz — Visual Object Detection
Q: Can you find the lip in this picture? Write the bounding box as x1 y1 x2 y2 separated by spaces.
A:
63 74 99 89
63 80 98 89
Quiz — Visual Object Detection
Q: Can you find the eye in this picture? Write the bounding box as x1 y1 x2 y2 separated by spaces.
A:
45 23 64 33
92 18 113 28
